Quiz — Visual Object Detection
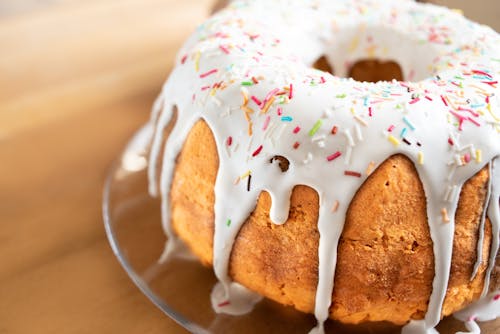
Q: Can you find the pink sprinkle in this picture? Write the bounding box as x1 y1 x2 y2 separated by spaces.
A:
493 294 500 301
264 88 280 103
226 136 232 146
449 110 466 130
464 153 471 163
181 54 188 64
458 107 479 117
387 125 395 132
425 95 433 101
327 151 342 162
252 145 263 157
251 95 262 106
219 45 230 54
320 76 326 83
199 69 218 78
467 117 481 127
486 95 490 103
293 126 301 134
218 300 231 307
277 107 283 116
262 116 271 131
451 81 461 88
201 85 210 91
368 106 373 117
468 316 477 322
409 97 420 104
441 95 448 106
448 137 454 146
288 83 294 100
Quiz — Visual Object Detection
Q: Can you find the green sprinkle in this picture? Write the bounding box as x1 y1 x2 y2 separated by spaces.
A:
241 81 253 86
226 219 231 227
454 76 464 80
336 93 346 98
308 120 323 137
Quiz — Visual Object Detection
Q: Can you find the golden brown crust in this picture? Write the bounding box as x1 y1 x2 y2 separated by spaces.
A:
168 119 497 325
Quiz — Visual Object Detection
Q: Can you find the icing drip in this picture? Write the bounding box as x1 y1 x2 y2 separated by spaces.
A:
147 0 500 333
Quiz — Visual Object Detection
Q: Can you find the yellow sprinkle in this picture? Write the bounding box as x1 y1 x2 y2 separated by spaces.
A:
366 161 375 176
350 107 356 115
354 115 368 127
487 103 500 122
243 111 251 121
194 51 201 72
441 208 450 223
240 170 251 179
241 105 254 114
349 37 359 53
418 152 424 165
476 149 482 163
247 121 253 136
388 135 400 147
452 8 464 16
209 88 216 96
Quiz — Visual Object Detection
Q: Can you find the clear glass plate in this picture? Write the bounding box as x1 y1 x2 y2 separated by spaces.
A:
102 127 499 334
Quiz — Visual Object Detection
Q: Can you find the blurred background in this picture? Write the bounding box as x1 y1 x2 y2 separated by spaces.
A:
0 0 498 333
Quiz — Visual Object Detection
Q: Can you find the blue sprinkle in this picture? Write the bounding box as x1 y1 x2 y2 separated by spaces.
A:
402 117 416 131
281 116 293 122
400 127 408 138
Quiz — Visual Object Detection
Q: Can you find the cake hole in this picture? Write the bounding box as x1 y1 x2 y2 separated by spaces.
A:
385 181 390 187
411 241 419 252
270 155 290 172
313 55 403 83
313 55 334 74
348 59 403 82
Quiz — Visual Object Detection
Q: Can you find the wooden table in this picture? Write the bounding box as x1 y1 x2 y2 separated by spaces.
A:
0 1 498 333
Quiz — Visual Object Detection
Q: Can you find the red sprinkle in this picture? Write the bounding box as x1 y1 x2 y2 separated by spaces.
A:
441 95 448 106
293 126 301 134
320 76 326 83
494 294 500 301
472 69 492 78
199 69 218 78
448 137 454 146
331 125 338 135
226 136 232 146
425 95 433 101
368 106 373 117
409 97 420 104
293 142 300 149
181 54 188 64
344 170 362 177
387 125 395 132
277 107 283 116
218 301 231 307
252 76 259 84
251 95 262 106
252 145 263 157
327 151 342 162
288 83 294 100
482 81 498 86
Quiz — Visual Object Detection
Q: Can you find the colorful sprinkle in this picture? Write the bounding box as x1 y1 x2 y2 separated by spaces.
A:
226 219 232 227
252 145 263 157
331 200 339 213
403 117 416 130
262 115 271 131
331 125 338 135
281 116 293 122
418 152 424 165
388 135 400 147
226 136 232 146
344 170 362 178
327 151 342 162
293 141 300 149
308 120 323 137
218 300 231 307
293 126 301 134
200 68 218 78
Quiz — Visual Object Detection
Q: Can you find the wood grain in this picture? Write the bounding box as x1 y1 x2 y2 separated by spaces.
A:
0 1 498 333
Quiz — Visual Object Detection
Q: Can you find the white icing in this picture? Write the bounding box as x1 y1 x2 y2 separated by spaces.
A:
146 0 500 333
